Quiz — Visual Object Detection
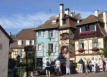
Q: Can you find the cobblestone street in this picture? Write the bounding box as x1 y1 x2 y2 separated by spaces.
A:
37 72 107 77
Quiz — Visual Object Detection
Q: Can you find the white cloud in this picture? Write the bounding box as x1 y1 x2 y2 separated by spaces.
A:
0 12 55 29
0 11 93 34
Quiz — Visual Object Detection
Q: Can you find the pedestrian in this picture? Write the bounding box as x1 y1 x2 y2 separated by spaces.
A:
98 58 103 71
87 59 92 72
78 58 84 73
55 59 61 76
45 58 51 77
66 59 70 75
84 58 88 75
105 58 107 71
91 58 96 72
103 59 106 72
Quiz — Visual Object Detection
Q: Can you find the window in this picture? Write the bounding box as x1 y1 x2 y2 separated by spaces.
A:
52 20 56 24
80 25 95 32
48 31 53 38
63 19 66 25
32 40 34 45
18 40 22 45
81 26 86 32
38 31 42 36
26 40 30 45
89 25 94 30
48 44 53 52
92 40 98 47
18 49 22 56
38 44 42 51
79 42 84 48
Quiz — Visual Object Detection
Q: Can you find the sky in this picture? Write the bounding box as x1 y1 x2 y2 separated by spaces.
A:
0 0 107 34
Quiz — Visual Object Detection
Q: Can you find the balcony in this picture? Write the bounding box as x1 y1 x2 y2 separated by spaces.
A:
79 30 96 35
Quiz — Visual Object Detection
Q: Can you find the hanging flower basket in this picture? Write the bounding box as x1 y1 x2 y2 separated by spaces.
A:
92 47 99 51
78 48 84 53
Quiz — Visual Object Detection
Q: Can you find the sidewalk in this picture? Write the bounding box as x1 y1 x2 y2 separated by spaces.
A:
37 72 107 77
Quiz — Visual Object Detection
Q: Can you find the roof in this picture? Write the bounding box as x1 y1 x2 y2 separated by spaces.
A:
0 25 12 41
77 15 99 26
34 20 59 31
16 28 35 40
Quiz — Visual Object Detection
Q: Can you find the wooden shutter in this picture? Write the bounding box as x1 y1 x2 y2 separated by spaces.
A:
75 41 79 51
98 38 104 48
89 40 92 49
84 41 88 50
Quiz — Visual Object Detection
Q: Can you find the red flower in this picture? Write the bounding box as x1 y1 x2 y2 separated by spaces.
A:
62 50 66 54
79 30 95 35
70 51 75 57
78 48 84 53
92 47 99 51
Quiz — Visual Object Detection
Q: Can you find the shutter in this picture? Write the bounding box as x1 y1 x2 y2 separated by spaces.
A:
36 44 38 51
89 40 92 49
84 41 87 50
98 38 103 48
75 41 79 51
80 28 81 32
53 43 55 52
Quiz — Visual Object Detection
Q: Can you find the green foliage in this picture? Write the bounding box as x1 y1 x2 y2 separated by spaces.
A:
102 47 107 58
48 50 51 56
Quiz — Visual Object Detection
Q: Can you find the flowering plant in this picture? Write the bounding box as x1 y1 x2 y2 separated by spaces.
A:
92 47 99 51
78 48 84 53
79 30 96 35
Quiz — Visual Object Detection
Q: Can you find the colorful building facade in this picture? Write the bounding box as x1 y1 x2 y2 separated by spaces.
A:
35 19 59 69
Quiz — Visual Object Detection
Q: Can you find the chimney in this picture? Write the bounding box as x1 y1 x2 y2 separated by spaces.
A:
56 14 59 18
9 32 11 36
95 10 99 17
65 8 69 15
59 4 64 26
103 12 107 33
70 12 75 17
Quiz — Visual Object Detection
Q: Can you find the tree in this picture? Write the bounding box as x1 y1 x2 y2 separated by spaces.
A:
102 47 107 58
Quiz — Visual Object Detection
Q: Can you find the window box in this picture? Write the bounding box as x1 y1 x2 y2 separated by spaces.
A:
79 30 96 35
78 48 84 53
92 47 99 51
70 51 75 57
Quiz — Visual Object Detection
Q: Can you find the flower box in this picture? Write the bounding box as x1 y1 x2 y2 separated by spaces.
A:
92 47 99 51
79 30 96 35
78 48 84 53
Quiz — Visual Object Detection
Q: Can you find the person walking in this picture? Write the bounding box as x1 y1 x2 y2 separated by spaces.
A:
91 58 96 72
45 58 51 77
66 59 70 75
78 58 84 73
105 58 107 71
55 59 61 76
84 58 88 75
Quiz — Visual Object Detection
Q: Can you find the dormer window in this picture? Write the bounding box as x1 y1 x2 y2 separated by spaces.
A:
80 25 95 33
26 40 30 45
18 40 22 45
89 25 94 30
52 20 56 24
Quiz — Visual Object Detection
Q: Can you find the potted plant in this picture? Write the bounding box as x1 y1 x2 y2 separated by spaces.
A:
78 48 84 53
92 47 99 51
